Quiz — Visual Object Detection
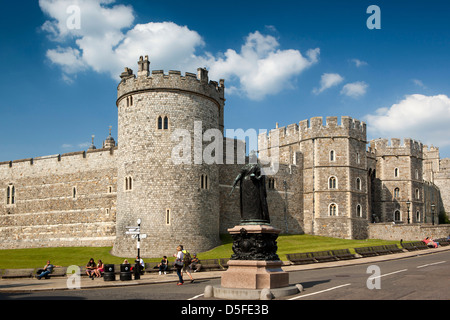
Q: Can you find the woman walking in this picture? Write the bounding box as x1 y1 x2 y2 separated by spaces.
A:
173 245 184 285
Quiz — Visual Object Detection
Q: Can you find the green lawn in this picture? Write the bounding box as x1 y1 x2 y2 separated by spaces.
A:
0 234 401 269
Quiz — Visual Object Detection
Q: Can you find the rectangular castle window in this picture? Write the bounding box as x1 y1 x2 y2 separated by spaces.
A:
6 185 15 205
201 174 209 190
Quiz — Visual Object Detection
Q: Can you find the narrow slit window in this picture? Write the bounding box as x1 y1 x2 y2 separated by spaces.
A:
166 209 171 225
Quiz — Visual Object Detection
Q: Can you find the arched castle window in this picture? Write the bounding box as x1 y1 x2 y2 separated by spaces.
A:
356 178 361 191
6 185 15 205
356 204 362 218
329 203 338 216
394 168 399 178
329 176 337 189
125 176 133 191
394 187 400 199
157 116 169 130
330 150 335 162
394 210 401 221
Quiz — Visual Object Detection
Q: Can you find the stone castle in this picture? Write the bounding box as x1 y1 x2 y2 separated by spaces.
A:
1 56 449 257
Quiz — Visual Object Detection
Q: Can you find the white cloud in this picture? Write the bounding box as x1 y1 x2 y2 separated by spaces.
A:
39 0 319 100
340 81 368 98
351 58 368 67
364 94 450 147
46 46 87 74
313 73 344 94
206 32 319 100
412 79 426 88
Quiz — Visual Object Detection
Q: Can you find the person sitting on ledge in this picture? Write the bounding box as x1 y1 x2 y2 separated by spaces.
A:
36 260 61 280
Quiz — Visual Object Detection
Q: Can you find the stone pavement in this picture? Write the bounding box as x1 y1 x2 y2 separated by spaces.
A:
1 246 449 293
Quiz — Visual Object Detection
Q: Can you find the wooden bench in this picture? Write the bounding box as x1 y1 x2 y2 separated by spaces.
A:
331 249 356 260
310 250 338 262
435 238 449 246
144 262 161 273
286 252 316 265
354 246 378 257
199 259 223 271
219 258 230 269
401 241 429 251
371 245 392 255
413 241 430 250
384 244 404 254
49 267 67 277
1 268 35 279
401 242 418 251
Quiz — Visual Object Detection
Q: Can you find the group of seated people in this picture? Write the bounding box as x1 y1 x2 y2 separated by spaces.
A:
422 237 440 248
422 235 450 248
86 256 145 279
85 258 105 279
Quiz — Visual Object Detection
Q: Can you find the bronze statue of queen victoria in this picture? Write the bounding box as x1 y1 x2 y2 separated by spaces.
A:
230 155 270 225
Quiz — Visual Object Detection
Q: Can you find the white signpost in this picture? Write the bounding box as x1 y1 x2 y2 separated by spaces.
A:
125 219 147 279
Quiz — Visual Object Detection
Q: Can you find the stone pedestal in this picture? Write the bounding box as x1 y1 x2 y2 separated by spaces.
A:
206 224 300 300
221 260 289 289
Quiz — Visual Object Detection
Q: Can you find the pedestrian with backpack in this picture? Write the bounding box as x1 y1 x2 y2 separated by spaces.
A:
181 246 195 283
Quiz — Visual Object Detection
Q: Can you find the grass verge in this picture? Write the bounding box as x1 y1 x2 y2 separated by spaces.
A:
0 234 401 269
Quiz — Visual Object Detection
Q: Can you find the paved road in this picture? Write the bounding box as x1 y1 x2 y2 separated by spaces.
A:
1 250 448 301
285 250 450 300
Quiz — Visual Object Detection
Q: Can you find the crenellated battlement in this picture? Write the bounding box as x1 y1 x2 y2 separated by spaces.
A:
369 138 423 158
258 116 367 150
299 116 366 140
117 55 225 107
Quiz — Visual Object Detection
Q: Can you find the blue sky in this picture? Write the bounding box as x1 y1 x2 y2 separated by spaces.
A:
1 0 450 161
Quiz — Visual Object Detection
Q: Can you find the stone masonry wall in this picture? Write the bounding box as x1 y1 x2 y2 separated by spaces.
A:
0 148 117 249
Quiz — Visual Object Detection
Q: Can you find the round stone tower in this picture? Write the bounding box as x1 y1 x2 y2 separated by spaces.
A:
111 55 225 258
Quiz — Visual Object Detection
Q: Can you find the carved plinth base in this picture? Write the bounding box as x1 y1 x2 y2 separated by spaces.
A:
221 260 289 290
228 224 281 261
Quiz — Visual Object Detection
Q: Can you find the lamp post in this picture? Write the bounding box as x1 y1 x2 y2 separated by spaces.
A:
406 199 411 224
431 204 435 226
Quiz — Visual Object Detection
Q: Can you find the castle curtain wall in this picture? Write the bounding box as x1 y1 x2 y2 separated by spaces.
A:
0 149 117 249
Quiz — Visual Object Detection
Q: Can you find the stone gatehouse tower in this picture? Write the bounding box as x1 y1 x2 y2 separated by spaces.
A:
111 56 225 257
258 117 369 239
